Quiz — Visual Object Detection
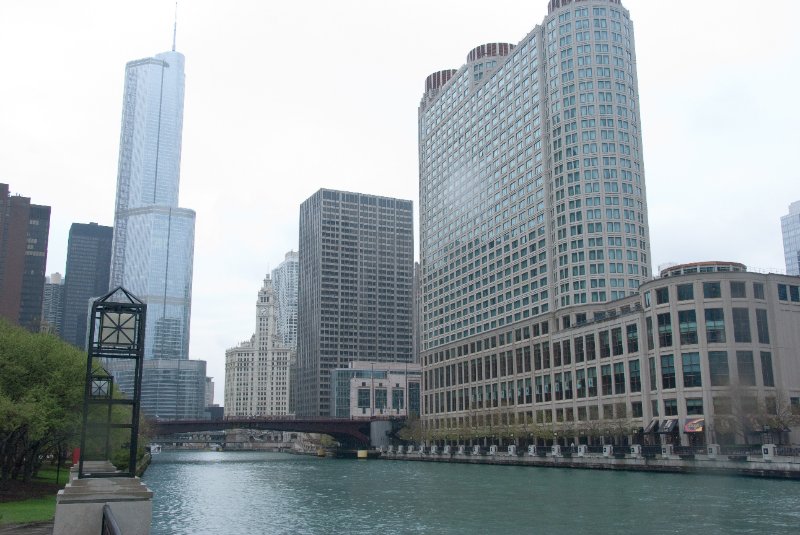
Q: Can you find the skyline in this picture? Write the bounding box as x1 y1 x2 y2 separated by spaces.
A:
2 0 799 400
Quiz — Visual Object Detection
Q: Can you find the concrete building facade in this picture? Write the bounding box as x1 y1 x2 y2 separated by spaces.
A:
422 262 800 446
296 189 414 417
61 222 113 348
0 183 50 332
781 201 800 276
331 361 422 419
224 275 293 417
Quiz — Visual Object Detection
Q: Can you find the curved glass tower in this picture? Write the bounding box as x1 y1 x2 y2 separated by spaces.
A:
110 49 195 360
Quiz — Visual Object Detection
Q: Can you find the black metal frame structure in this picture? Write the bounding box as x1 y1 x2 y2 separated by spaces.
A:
78 287 146 478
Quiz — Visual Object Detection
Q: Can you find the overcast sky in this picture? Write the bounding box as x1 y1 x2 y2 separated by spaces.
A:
2 1 799 403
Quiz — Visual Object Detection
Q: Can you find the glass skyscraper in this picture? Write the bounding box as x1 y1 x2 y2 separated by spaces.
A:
110 49 196 360
781 201 800 276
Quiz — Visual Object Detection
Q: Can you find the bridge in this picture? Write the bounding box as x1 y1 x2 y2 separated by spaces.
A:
150 416 406 448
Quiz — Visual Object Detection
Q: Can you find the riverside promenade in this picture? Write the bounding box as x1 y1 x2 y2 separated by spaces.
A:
380 444 800 479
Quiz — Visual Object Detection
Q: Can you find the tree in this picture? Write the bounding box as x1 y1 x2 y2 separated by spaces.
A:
0 320 84 483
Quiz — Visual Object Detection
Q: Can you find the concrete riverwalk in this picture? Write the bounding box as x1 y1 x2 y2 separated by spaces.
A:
380 444 800 479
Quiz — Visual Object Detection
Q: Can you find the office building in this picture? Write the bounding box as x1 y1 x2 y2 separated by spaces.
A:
109 46 195 360
781 201 800 276
224 275 293 417
110 358 208 420
0 183 50 332
331 361 422 419
61 222 113 348
41 273 64 335
271 251 299 349
296 189 414 417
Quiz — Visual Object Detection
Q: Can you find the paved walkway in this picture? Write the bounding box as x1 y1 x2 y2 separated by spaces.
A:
0 522 53 535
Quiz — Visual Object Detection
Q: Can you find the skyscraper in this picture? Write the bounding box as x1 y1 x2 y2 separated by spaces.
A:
224 275 293 417
109 46 196 360
271 250 299 349
0 183 50 332
295 189 414 417
418 1 650 424
41 273 64 335
781 201 800 276
61 222 113 348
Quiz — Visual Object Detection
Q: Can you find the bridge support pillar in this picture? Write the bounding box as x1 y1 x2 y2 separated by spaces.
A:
370 420 393 448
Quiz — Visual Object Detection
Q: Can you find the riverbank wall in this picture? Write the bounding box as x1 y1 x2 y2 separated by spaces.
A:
379 445 800 479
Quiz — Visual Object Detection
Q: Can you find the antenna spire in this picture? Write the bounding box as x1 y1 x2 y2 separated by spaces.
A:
172 2 178 51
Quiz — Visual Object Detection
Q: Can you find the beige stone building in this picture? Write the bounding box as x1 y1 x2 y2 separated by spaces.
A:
422 262 800 447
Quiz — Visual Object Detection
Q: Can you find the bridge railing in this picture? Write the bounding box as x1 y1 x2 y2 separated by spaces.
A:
102 503 122 535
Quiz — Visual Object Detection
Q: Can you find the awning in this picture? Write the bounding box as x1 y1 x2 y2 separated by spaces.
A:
684 418 705 433
643 418 660 434
658 419 678 434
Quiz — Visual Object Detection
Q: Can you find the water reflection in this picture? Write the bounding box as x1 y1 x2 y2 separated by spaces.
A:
145 451 800 534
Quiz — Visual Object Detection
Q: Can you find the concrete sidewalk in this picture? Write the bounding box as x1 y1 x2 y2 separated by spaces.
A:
0 521 53 535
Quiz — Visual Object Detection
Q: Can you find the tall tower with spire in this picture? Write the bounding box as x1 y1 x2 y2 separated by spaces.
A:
109 28 195 360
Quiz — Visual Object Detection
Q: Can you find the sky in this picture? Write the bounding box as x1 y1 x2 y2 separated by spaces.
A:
2 1 799 404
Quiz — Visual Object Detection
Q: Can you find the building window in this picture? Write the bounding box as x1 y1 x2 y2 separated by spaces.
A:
657 313 672 347
678 310 698 345
357 389 370 409
632 401 643 418
601 364 612 395
778 284 789 301
792 285 800 302
760 352 775 387
730 281 746 299
623 361 639 395
603 404 614 420
576 369 586 398
626 324 638 353
575 336 585 363
375 389 387 411
599 330 610 358
651 399 659 417
704 308 726 343
703 282 722 299
585 334 596 361
753 282 765 300
648 357 657 391
661 354 675 389
655 287 669 305
614 362 626 394
612 327 623 356
682 352 702 388
587 367 598 397
392 389 404 410
686 398 704 415
732 308 751 343
708 351 730 386
755 309 770 344
664 399 678 416
736 351 756 386
677 283 694 301
645 317 654 350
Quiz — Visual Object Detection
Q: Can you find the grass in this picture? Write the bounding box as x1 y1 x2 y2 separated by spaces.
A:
0 463 70 525
0 495 56 525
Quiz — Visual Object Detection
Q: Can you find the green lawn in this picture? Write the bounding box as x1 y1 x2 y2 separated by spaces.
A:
0 464 69 525
0 495 56 525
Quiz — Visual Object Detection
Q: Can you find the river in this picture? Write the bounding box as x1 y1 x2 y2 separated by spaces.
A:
143 450 800 534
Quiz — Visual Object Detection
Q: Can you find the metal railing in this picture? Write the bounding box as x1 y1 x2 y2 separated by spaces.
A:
101 503 122 535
